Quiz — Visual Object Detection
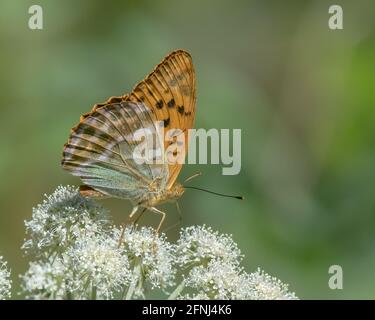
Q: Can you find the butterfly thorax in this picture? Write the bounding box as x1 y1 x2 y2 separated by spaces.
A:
141 182 184 207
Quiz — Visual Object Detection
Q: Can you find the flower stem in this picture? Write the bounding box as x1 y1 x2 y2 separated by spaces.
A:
168 280 185 300
125 262 141 300
91 285 97 300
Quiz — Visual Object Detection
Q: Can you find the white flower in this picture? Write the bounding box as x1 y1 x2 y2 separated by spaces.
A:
67 229 131 299
175 225 242 267
245 268 298 300
0 256 11 300
175 227 298 300
22 230 132 300
182 259 245 299
20 258 68 300
119 226 176 295
23 185 109 256
180 262 298 300
20 186 299 300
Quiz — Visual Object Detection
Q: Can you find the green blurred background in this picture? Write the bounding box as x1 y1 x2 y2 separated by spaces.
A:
1 0 375 299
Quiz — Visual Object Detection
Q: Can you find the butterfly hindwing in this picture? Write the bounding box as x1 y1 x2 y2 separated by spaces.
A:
62 101 168 202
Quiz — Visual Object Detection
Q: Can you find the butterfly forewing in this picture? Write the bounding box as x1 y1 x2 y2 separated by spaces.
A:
124 50 196 188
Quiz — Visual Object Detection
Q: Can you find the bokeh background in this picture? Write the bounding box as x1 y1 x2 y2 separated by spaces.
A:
1 0 375 299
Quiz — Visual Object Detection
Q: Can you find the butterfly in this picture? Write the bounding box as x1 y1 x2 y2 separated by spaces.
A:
62 50 196 233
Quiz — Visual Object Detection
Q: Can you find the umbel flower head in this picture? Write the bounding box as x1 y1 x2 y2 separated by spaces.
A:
66 229 132 299
20 185 298 300
21 229 132 300
117 226 176 298
173 226 297 300
22 185 110 256
245 268 298 300
21 257 68 300
175 225 242 268
0 256 11 300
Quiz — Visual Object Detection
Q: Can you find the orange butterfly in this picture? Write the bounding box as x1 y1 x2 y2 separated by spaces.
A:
62 50 242 234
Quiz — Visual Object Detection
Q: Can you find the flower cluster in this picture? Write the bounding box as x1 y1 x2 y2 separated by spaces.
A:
118 226 175 298
173 226 297 300
20 185 298 300
21 257 68 300
22 185 110 256
175 225 242 267
0 256 11 300
245 268 298 300
66 229 131 299
21 186 129 299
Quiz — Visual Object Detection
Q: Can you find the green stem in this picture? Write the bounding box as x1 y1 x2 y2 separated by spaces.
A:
125 262 142 300
66 289 73 300
91 284 97 300
168 280 185 300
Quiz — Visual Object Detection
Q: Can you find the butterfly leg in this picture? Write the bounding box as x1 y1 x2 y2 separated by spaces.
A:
149 207 166 234
129 205 139 219
118 206 139 247
162 202 183 233
149 207 167 253
132 207 147 227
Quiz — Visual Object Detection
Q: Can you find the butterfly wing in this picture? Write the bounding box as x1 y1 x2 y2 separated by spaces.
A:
62 101 168 203
124 50 196 189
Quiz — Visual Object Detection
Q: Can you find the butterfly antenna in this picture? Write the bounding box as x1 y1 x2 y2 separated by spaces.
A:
183 172 202 183
184 186 244 200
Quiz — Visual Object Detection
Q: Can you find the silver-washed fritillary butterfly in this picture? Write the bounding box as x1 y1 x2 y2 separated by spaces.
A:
62 50 196 233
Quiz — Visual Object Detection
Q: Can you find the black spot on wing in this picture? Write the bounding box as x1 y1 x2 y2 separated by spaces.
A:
167 99 175 108
178 105 184 114
163 117 170 127
156 100 164 109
